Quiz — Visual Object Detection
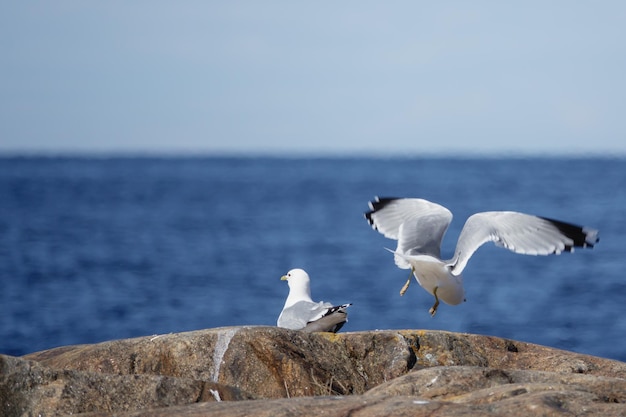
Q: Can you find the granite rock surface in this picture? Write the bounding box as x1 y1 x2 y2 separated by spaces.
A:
1 327 624 416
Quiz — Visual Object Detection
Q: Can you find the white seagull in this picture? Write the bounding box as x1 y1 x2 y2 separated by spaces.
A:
277 268 352 333
365 197 599 316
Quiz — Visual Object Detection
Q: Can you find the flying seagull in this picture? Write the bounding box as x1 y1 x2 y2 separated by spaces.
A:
365 197 599 316
277 268 352 333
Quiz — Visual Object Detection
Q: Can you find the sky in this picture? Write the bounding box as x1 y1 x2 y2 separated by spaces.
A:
1 2 625 156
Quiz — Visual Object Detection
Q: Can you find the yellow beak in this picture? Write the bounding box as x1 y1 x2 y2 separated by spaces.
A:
280 275 288 281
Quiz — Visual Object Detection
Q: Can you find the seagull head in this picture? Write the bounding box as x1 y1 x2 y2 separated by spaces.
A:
280 268 313 306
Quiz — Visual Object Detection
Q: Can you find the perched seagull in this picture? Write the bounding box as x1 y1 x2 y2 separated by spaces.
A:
365 197 599 316
277 268 352 333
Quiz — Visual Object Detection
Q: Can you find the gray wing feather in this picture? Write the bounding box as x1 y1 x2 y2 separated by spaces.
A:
301 310 348 333
365 197 453 268
449 211 599 275
277 300 335 330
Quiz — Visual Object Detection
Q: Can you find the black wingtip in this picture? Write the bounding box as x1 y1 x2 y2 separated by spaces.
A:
364 196 399 226
323 303 352 316
540 216 600 251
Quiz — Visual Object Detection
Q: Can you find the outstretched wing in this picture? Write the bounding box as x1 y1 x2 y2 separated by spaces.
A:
365 197 453 268
448 211 599 276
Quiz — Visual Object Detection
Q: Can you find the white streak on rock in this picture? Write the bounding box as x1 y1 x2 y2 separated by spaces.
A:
211 328 239 382
209 389 222 402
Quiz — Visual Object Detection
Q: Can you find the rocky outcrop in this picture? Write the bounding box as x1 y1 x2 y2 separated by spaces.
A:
0 354 254 416
2 327 625 416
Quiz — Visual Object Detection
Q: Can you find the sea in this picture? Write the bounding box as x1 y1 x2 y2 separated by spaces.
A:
1 156 625 361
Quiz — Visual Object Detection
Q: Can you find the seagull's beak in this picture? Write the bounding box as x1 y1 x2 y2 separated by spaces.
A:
280 275 288 281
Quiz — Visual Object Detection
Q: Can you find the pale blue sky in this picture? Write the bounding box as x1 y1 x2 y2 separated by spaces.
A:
1 2 625 156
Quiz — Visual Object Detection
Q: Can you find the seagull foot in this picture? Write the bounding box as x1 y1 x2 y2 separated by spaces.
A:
399 267 414 296
399 278 411 296
428 287 440 317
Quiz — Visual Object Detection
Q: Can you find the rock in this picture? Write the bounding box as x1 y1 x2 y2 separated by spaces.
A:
2 327 624 416
367 365 626 404
0 354 255 417
22 326 418 398
51 390 626 417
398 330 626 377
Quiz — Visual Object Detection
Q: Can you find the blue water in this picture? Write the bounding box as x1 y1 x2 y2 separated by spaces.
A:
1 156 625 361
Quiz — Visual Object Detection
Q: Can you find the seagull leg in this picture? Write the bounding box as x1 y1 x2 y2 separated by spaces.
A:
428 287 440 317
399 267 414 296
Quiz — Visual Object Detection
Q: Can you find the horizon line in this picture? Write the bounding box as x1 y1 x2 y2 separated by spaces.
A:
0 149 625 160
